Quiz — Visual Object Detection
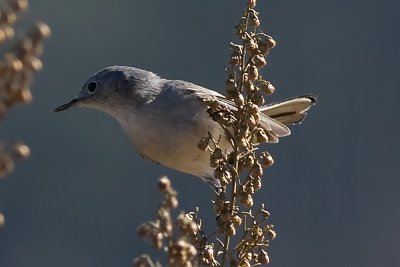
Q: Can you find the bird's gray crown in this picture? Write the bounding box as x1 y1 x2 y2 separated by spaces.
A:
76 66 162 108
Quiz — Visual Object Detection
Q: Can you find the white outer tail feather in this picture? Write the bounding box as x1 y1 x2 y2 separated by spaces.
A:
262 95 317 125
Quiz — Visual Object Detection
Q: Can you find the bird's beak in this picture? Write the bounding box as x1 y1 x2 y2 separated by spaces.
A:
54 98 80 112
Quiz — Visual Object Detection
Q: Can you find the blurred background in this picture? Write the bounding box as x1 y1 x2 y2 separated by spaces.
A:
0 0 399 266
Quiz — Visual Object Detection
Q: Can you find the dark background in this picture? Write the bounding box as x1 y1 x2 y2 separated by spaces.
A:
0 0 399 266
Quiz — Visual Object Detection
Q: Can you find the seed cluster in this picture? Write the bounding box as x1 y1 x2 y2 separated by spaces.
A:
134 177 199 267
0 12 50 117
0 0 50 226
198 0 278 264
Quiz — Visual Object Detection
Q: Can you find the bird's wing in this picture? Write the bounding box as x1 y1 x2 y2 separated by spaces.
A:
261 95 317 125
162 80 290 142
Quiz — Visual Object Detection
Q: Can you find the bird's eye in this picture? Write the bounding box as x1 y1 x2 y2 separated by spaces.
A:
87 81 98 93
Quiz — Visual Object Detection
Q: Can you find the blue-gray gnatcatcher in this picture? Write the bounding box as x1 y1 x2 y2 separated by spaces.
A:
55 66 316 183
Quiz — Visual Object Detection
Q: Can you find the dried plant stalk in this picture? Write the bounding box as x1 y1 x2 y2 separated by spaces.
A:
0 0 50 225
135 0 279 266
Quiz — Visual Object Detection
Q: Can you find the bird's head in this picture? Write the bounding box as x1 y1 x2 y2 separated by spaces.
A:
55 66 160 113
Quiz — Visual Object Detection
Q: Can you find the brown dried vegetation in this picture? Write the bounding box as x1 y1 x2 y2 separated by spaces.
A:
0 0 50 225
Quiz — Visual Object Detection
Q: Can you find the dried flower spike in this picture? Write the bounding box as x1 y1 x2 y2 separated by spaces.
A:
134 1 282 265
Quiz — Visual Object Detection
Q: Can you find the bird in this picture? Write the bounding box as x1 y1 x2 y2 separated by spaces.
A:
55 66 316 183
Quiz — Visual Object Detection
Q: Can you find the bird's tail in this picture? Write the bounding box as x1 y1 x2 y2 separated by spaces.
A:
261 95 317 125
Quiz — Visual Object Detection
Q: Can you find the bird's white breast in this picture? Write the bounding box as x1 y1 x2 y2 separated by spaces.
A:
103 103 228 179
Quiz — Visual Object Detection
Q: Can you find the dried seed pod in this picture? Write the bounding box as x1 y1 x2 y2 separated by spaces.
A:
254 93 265 105
248 0 256 8
238 125 250 138
218 213 230 224
251 162 264 177
237 137 248 149
200 244 217 265
234 92 245 107
7 58 23 72
214 165 232 186
252 253 259 263
225 78 236 92
252 225 264 238
249 13 260 28
25 57 43 71
226 223 236 236
12 89 32 103
244 183 255 194
1 26 14 40
231 215 242 226
31 22 51 39
12 143 30 159
137 223 150 237
253 176 262 191
244 80 255 93
258 36 276 55
209 156 219 168
245 39 258 52
213 200 225 214
230 55 241 65
259 152 274 167
151 232 163 249
264 35 276 49
177 215 198 236
160 220 172 235
197 137 210 151
253 54 267 68
240 192 254 208
0 12 16 25
248 65 259 81
258 249 270 264
247 102 259 115
244 252 253 262
30 43 44 56
165 195 178 209
244 155 255 168
260 80 275 95
9 0 29 12
267 229 277 240
158 176 171 191
202 244 214 259
235 24 245 37
187 243 197 258
213 148 224 160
